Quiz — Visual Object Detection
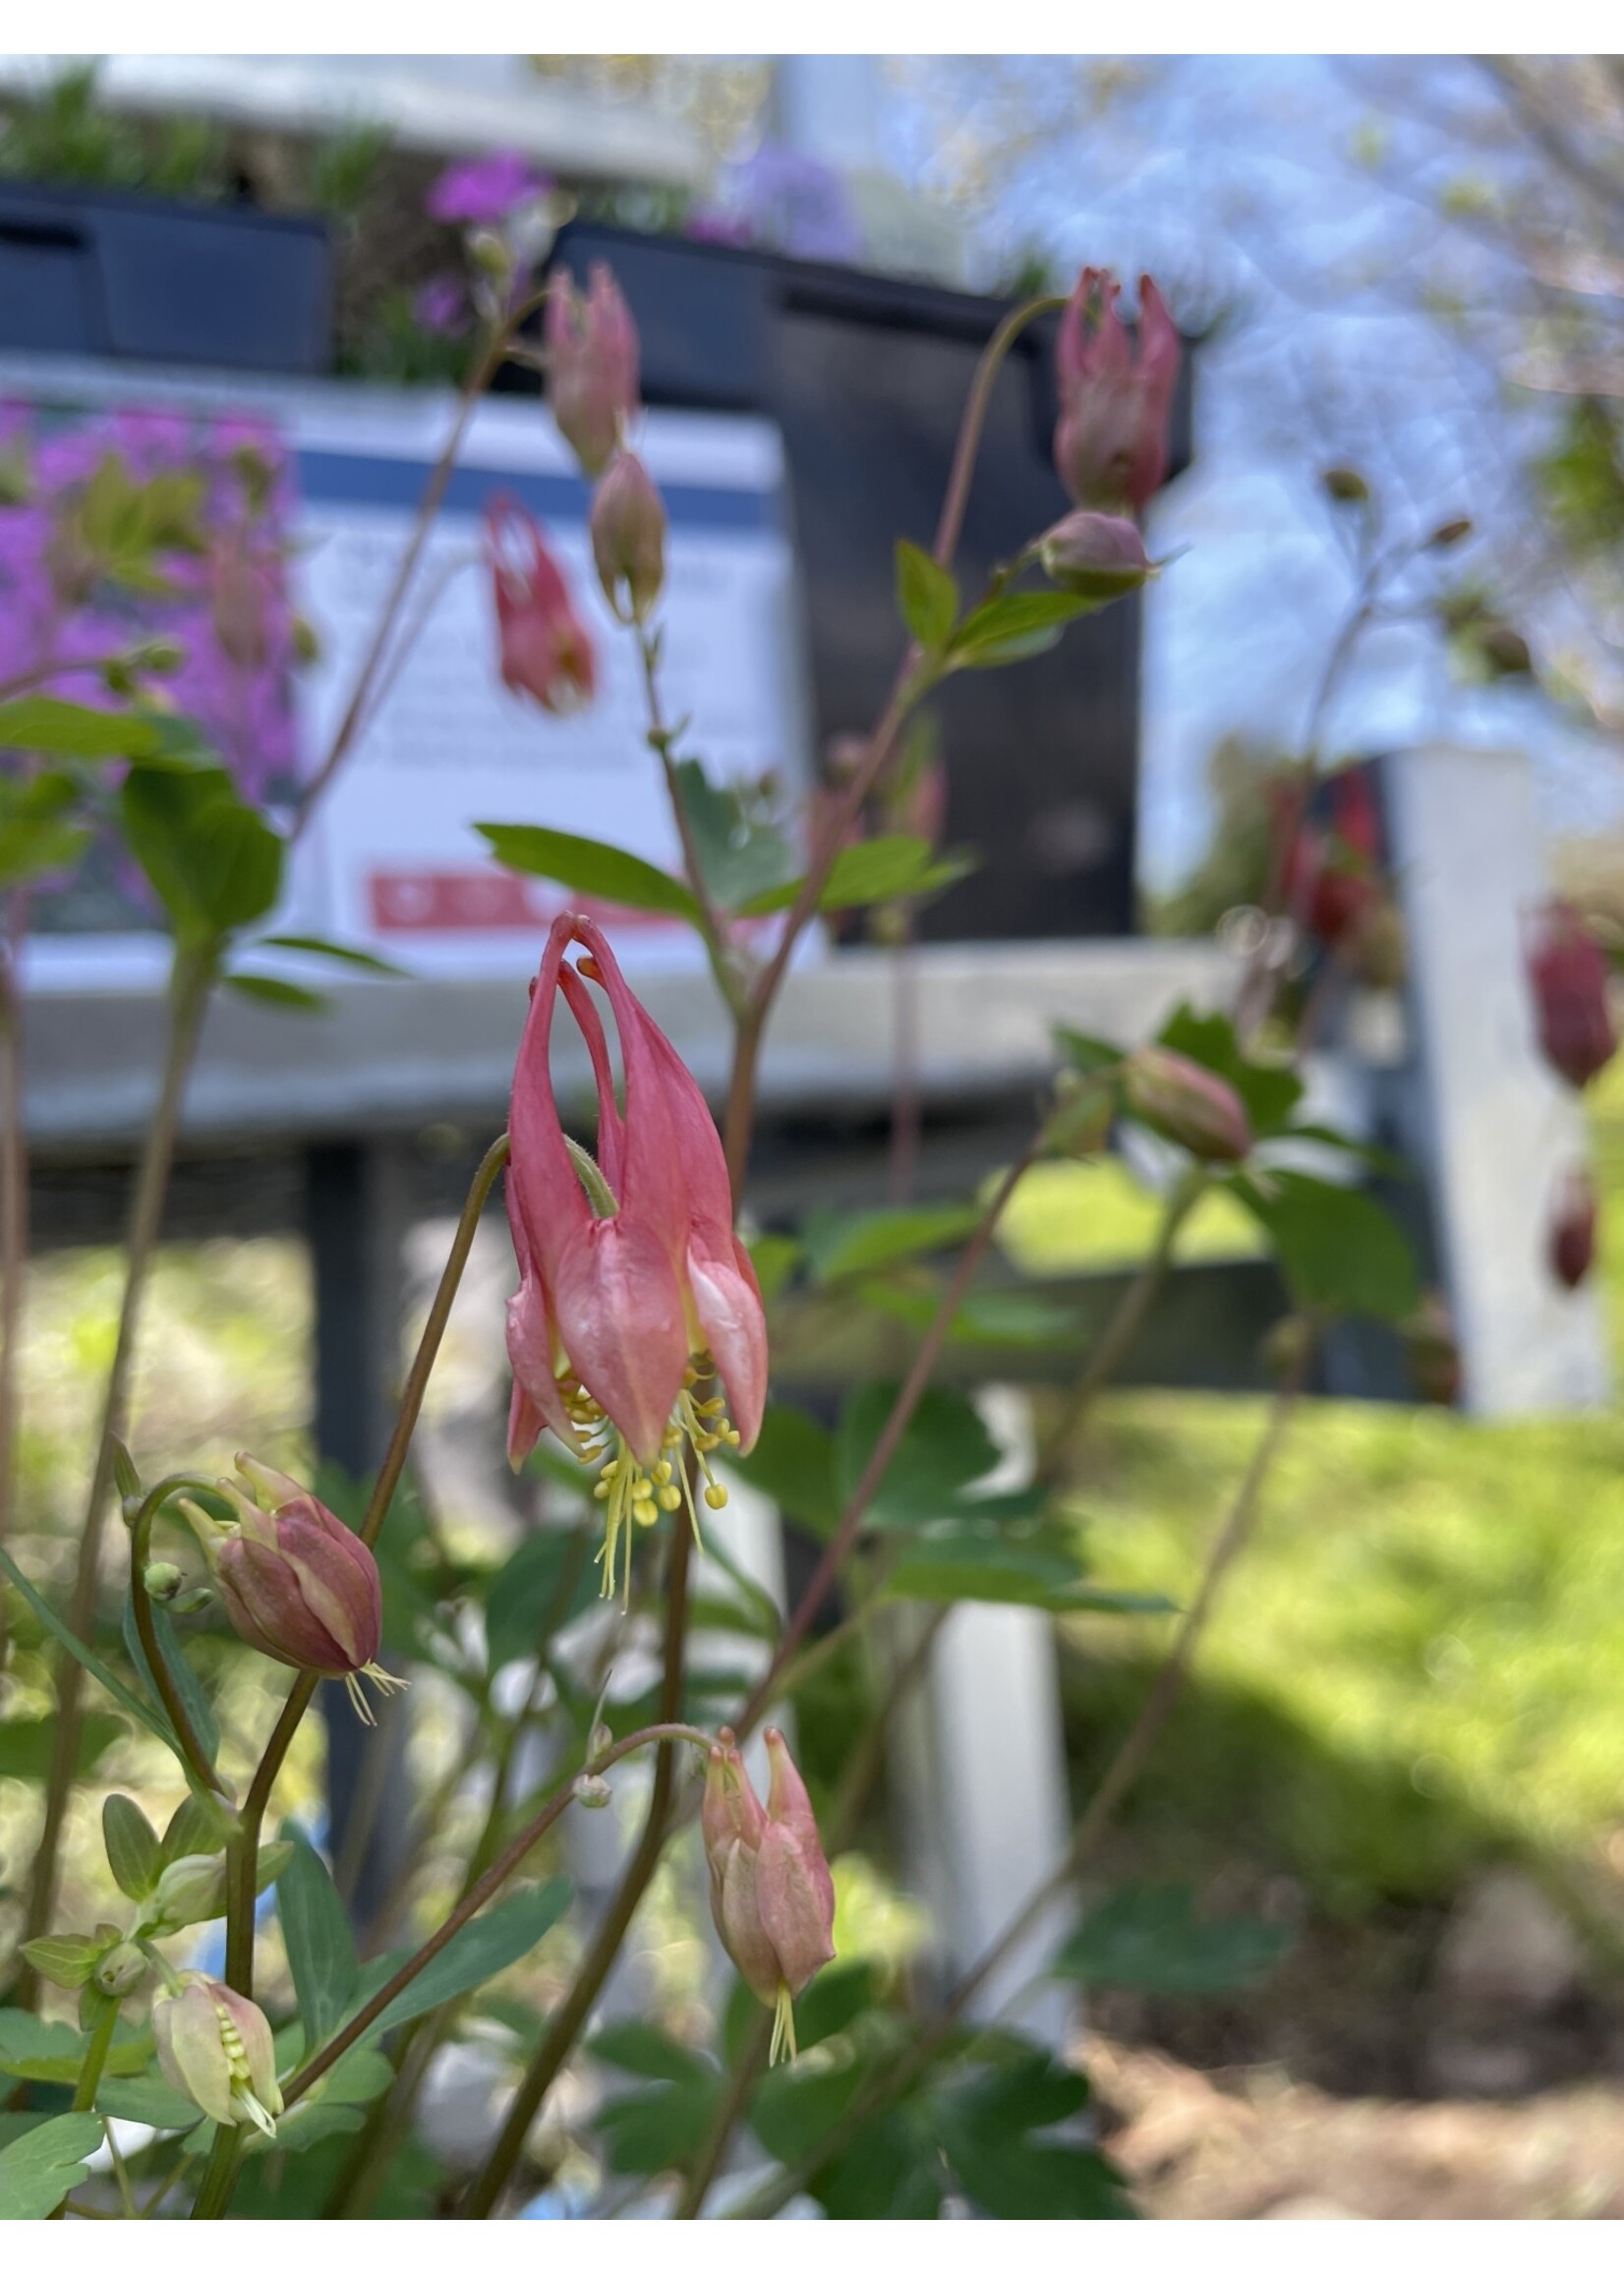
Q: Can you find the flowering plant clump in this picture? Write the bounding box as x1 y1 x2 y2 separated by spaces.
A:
3 227 1547 2230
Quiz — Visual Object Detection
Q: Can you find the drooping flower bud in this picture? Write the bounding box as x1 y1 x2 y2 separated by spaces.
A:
1121 1045 1251 1163
545 261 640 478
92 1940 149 1998
701 1726 836 2065
197 1455 405 1724
154 1976 283 2137
1053 269 1181 516
1037 509 1153 600
1526 901 1617 1090
485 495 596 715
1549 1166 1598 1291
590 450 667 624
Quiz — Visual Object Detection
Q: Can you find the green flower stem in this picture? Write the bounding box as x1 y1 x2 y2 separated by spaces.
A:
720 290 1065 1197
277 1720 711 2117
46 1996 124 2222
221 1133 511 2003
637 627 746 1020
22 940 216 1987
188 2126 243 2223
127 1474 232 1799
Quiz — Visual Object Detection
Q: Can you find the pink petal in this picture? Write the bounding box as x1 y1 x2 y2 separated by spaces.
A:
551 1213 688 1467
686 1236 768 1452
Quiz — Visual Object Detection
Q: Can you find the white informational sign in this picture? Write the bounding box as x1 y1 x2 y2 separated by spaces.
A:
0 354 812 986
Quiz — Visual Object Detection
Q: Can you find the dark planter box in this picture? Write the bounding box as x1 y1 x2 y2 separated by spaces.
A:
545 221 1195 945
0 180 330 375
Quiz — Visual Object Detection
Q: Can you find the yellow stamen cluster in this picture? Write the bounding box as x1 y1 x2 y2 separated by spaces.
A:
568 1363 743 1603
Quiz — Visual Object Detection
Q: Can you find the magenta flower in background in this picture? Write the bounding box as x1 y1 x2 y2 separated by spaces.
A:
413 274 471 338
427 148 550 226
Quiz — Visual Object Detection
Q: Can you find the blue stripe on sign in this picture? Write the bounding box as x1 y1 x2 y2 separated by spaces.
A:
295 450 778 532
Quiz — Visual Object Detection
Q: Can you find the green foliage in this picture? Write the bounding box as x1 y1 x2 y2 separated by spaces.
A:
735 834 976 918
278 1827 360 2054
1052 1884 1291 1993
475 822 700 924
946 587 1103 670
121 1586 219 1763
1156 1003 1303 1137
483 1525 599 1669
894 539 958 652
799 1201 982 1285
721 1404 841 1539
120 763 284 947
0 2112 106 2220
101 1792 162 1899
350 1879 573 2044
834 1381 1001 1527
668 758 799 910
1234 1167 1418 1321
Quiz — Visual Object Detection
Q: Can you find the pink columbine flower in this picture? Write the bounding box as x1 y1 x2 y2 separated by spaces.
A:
1525 900 1618 1091
545 262 640 478
701 1725 837 2064
1053 268 1181 517
427 149 547 226
505 912 768 1599
154 1976 283 2135
196 1455 406 1724
485 495 596 715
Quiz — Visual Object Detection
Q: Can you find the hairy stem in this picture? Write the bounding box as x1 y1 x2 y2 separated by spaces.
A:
22 942 215 1973
127 1475 232 1797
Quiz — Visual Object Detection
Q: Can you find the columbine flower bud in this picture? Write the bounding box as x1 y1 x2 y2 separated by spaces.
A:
1037 510 1153 600
1053 268 1181 516
197 1455 405 1724
545 261 640 478
485 496 596 715
1526 901 1617 1090
144 1560 184 1602
591 450 667 624
574 1773 613 1810
92 1940 148 1998
701 1727 836 2065
154 1977 283 2137
142 1853 227 1935
1549 1166 1598 1291
1121 1046 1251 1163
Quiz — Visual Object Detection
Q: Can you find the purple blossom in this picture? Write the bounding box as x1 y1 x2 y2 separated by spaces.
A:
413 275 471 338
427 150 550 226
729 144 862 264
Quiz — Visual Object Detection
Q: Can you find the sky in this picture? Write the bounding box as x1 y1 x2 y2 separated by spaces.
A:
885 55 1624 893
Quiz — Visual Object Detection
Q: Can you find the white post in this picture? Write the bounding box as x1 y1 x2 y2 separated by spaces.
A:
1385 743 1610 1416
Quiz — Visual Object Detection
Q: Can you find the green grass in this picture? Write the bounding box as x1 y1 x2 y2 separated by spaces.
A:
1045 1059 1624 1925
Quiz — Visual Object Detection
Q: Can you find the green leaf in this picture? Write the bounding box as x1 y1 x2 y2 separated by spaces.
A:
1156 1004 1303 1139
858 1280 1082 1350
0 2111 105 2219
277 1827 360 2055
475 823 700 924
588 2020 715 2088
1234 1168 1419 1321
880 1525 1124 1611
258 934 408 979
160 1790 232 1866
668 759 800 911
596 2077 721 2176
1054 1024 1128 1079
352 1879 572 2043
736 835 975 918
750 2042 872 2167
0 771 90 889
120 764 284 943
801 1202 982 1285
720 1405 840 1540
0 695 167 760
94 2072 204 2130
102 1792 162 1899
0 2012 148 2086
0 1542 178 1756
895 538 959 652
0 1710 123 1780
948 588 1101 670
835 1382 1002 1530
484 1527 600 1670
744 1231 800 1304
934 2044 1134 2220
789 1959 878 2050
122 1589 218 1765
223 972 329 1014
21 1934 113 1991
1052 1884 1291 1995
